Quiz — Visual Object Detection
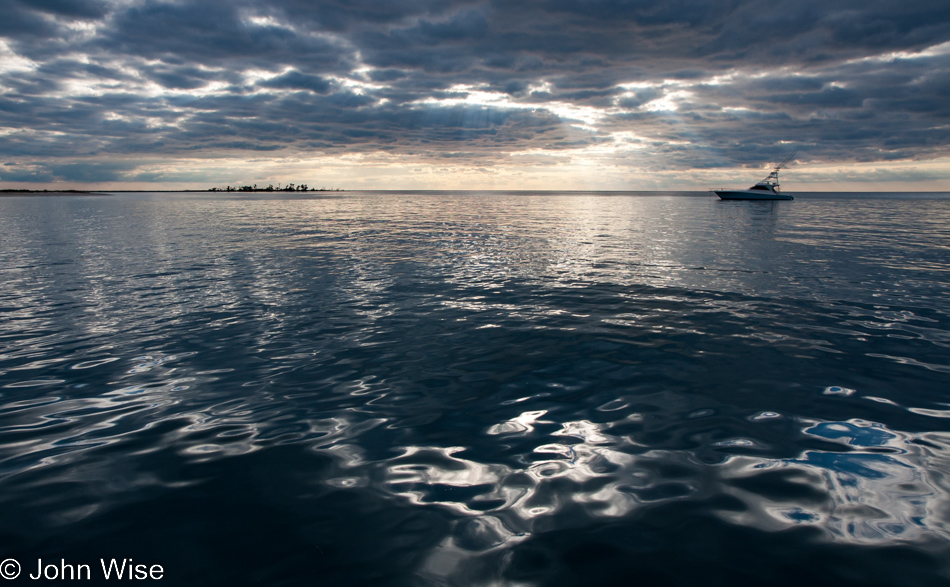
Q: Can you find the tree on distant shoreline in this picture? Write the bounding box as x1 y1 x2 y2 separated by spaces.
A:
216 183 338 192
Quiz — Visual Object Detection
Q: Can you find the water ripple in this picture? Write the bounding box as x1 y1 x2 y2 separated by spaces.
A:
1 192 949 584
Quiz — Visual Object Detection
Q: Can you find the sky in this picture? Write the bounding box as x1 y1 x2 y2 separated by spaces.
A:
1 0 950 191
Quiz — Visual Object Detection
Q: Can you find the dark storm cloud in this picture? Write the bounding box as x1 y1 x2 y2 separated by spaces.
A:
0 0 108 40
99 3 354 72
20 0 108 19
258 71 335 94
1 0 950 182
0 165 56 183
0 160 138 183
0 3 56 38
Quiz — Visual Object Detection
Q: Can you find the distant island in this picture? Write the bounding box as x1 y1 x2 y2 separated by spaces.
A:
209 183 343 192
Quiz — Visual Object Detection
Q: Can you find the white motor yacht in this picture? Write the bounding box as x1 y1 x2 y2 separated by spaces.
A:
714 151 797 200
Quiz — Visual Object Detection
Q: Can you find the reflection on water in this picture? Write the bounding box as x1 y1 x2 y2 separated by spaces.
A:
1 192 949 585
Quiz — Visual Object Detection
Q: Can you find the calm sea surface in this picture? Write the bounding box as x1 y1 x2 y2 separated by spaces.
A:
1 191 949 586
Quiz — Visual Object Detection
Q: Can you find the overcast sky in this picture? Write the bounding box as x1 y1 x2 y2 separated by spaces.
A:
2 0 950 190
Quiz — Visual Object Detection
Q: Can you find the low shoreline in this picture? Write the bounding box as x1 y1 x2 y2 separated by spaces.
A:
0 190 107 197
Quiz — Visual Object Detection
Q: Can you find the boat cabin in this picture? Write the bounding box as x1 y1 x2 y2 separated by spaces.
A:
748 169 781 193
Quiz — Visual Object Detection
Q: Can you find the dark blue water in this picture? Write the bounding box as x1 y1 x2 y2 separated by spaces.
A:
1 191 949 586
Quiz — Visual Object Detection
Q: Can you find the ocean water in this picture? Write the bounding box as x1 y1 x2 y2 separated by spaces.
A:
1 191 949 586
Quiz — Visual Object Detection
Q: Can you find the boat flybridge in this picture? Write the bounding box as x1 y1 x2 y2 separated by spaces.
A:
714 151 798 200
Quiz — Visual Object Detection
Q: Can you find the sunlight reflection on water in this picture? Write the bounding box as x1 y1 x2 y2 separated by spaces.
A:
1 192 949 585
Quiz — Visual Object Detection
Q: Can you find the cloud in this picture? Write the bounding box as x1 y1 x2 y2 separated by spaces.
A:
1 0 949 187
0 160 139 182
258 71 335 94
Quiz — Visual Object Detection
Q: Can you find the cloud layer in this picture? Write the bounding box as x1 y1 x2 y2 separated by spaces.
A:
2 0 950 188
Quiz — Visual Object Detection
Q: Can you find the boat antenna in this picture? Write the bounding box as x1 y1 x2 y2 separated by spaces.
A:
776 148 799 171
760 148 799 187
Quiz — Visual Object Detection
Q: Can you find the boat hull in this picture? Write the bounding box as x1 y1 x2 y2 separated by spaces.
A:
715 190 793 201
